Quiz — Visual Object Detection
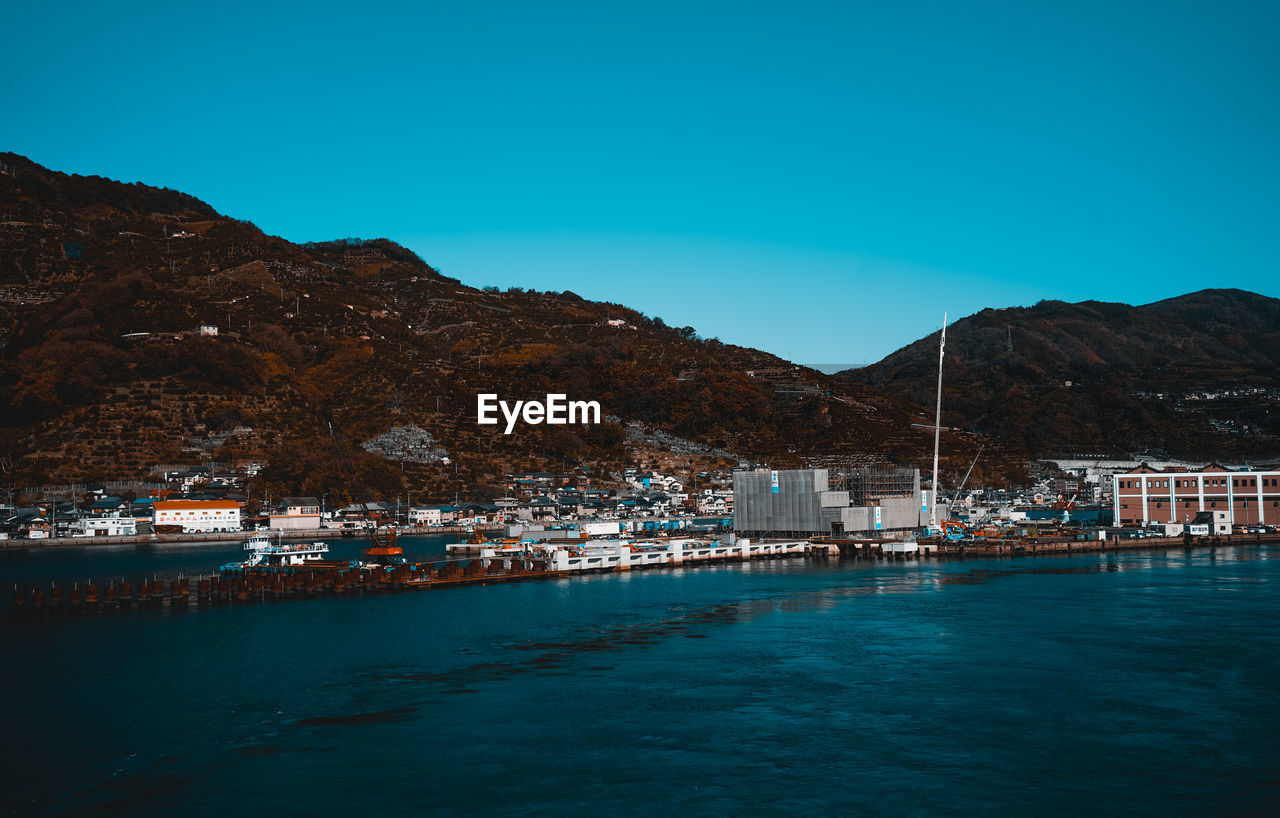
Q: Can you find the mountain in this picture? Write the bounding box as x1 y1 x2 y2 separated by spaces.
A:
840 292 1280 461
0 153 1005 499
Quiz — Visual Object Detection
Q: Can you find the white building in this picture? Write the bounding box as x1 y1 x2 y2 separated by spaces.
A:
154 500 241 533
269 497 322 531
72 514 138 538
409 506 443 526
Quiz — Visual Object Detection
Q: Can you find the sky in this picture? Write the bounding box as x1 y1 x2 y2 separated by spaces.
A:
4 0 1278 365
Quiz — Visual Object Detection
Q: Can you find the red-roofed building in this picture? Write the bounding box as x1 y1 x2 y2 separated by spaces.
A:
153 500 241 533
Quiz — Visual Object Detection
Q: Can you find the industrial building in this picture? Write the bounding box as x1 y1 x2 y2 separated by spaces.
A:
733 466 932 538
153 500 242 533
1112 464 1280 526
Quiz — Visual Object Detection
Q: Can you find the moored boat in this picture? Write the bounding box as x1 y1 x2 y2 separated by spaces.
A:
221 530 330 572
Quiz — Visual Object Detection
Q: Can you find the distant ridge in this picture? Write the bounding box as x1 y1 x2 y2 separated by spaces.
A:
804 364 867 375
840 290 1280 460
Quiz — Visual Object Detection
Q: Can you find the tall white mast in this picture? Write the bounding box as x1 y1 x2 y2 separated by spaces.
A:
929 313 947 531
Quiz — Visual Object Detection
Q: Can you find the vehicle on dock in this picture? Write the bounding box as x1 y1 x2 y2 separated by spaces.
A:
220 530 331 571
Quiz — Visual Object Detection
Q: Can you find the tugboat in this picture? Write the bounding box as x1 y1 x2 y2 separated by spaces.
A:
221 530 331 571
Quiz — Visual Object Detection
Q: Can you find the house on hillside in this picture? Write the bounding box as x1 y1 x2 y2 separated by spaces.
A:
527 496 558 521
91 496 126 515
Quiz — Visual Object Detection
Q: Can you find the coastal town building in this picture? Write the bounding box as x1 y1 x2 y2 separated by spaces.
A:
733 467 930 538
71 513 137 538
1112 464 1280 526
153 500 241 533
409 506 443 526
269 497 322 531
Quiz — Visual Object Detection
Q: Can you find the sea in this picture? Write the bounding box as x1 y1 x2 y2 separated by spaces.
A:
1 537 1277 816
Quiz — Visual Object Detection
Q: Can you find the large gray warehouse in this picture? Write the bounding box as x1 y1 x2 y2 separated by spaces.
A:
733 467 932 538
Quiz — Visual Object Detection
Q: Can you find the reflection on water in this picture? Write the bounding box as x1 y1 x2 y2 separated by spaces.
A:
1 546 1277 817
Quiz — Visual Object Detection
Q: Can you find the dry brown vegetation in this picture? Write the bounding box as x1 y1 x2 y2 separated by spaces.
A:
0 153 1024 497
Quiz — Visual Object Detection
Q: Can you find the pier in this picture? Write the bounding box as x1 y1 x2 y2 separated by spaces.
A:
11 531 1279 615
817 529 1280 559
9 538 814 614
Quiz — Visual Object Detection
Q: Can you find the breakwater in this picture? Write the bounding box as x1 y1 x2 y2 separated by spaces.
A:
11 531 1280 615
9 539 814 613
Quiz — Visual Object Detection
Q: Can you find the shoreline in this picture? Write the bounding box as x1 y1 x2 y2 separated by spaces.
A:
0 524 507 550
8 533 1277 615
5 527 1276 557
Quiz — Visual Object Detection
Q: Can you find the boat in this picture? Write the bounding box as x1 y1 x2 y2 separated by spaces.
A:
220 530 330 571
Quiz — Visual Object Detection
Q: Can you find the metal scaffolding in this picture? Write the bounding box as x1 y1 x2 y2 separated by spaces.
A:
829 465 918 506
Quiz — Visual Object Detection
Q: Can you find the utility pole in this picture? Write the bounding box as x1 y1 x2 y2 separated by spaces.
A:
929 313 947 532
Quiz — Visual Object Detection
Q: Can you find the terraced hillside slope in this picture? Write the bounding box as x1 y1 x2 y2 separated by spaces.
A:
1 153 1006 499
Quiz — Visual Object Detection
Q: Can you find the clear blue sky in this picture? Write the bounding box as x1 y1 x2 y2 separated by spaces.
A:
5 1 1277 364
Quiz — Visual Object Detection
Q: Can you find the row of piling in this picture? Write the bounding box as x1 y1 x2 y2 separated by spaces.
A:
17 534 1271 614
8 555 571 614
9 544 827 615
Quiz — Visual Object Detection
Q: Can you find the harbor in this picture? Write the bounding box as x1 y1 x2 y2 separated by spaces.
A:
12 527 1280 615
3 541 1276 816
8 534 813 614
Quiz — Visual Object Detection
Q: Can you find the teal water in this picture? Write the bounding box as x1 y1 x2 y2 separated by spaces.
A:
1 544 1277 816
